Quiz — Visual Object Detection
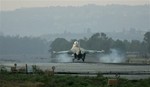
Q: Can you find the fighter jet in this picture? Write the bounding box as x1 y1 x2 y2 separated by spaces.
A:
53 41 104 62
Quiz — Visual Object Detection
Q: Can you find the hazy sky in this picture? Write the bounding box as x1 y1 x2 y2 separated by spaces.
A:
1 0 150 11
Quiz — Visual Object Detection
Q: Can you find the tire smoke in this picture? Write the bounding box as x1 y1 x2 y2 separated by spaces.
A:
99 49 125 63
56 54 72 62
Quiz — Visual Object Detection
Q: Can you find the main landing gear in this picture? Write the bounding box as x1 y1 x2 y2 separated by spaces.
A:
73 53 86 62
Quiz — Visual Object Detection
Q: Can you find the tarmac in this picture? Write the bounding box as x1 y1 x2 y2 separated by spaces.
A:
1 62 150 80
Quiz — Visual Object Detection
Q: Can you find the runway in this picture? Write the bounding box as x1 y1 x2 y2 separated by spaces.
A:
1 62 150 79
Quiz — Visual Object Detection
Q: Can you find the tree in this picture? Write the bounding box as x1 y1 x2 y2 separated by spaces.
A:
87 33 112 52
129 40 141 52
78 38 88 49
50 38 71 51
113 39 126 52
144 32 150 53
87 33 101 50
0 35 48 55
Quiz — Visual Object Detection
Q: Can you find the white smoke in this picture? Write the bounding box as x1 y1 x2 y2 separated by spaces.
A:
99 49 125 63
56 54 72 62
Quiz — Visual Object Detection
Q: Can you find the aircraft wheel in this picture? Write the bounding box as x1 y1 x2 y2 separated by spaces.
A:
82 58 85 62
82 53 86 62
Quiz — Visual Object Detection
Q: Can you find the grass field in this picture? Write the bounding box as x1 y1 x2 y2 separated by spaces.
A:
0 72 150 87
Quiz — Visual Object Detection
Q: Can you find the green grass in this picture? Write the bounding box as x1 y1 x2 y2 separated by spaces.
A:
0 73 150 87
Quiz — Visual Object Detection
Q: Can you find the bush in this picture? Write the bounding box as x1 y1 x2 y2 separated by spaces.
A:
0 73 150 87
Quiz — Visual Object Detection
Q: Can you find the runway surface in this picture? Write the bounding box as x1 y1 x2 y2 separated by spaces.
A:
1 62 150 79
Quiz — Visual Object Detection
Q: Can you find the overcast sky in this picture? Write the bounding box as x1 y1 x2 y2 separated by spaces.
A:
1 0 150 11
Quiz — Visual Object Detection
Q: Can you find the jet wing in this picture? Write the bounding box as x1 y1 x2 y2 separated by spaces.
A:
52 50 73 54
85 50 105 54
52 49 104 54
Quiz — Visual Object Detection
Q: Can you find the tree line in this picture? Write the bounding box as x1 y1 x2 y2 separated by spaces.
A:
50 32 150 56
0 35 49 55
0 32 149 56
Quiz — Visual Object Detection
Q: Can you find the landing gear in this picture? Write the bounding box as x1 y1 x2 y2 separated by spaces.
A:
73 53 86 62
82 58 85 62
73 53 77 62
82 53 86 62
